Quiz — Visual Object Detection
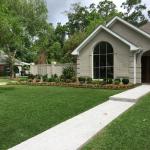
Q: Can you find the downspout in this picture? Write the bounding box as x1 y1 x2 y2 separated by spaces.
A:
133 52 137 84
133 49 142 84
91 52 93 79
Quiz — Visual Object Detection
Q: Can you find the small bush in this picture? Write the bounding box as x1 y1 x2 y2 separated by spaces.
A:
28 79 32 82
71 77 76 82
48 78 53 82
86 77 92 84
114 78 121 85
28 74 35 79
91 80 102 85
65 79 72 83
107 78 113 84
43 74 48 82
62 66 75 80
122 78 129 85
60 75 65 82
78 76 86 84
78 76 92 84
18 77 28 81
51 74 60 82
35 74 41 80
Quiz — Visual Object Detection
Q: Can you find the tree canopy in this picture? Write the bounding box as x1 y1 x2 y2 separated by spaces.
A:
121 0 148 26
0 0 49 77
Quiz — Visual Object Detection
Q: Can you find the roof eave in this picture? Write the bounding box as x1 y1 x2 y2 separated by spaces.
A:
71 25 103 55
71 51 79 55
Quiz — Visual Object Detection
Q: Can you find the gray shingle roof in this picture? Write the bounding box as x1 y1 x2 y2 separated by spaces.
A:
140 22 150 35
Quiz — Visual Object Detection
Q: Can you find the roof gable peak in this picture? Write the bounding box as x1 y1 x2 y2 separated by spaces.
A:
106 16 150 39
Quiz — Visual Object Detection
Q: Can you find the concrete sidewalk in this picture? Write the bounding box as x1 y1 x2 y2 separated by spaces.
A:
9 85 150 150
110 85 150 102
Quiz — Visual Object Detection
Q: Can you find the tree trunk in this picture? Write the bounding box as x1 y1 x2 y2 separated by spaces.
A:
10 63 15 79
8 50 16 79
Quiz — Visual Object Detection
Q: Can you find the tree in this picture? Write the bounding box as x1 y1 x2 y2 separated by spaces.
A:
121 0 147 26
49 42 62 63
65 3 90 36
0 4 24 77
55 23 66 47
0 0 48 78
32 24 52 64
97 0 119 19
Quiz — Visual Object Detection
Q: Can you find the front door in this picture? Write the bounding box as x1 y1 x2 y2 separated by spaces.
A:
142 56 150 83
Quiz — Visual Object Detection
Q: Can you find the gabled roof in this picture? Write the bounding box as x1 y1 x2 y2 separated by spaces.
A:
72 25 139 55
106 16 150 39
140 22 150 35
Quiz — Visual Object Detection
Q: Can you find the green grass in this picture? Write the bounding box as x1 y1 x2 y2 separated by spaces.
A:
0 85 121 150
82 93 150 150
0 77 12 83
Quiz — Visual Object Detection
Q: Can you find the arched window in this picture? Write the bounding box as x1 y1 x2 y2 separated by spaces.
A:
93 42 113 79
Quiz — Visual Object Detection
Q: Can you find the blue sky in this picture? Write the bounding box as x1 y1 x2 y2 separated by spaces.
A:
45 0 150 25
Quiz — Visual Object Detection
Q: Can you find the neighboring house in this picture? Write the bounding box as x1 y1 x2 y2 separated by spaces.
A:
72 16 150 84
0 51 30 76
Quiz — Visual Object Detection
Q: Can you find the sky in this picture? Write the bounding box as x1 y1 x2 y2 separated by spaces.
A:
45 0 150 25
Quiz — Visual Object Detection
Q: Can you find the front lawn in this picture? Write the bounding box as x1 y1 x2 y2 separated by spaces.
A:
0 85 121 150
0 77 12 83
82 93 150 150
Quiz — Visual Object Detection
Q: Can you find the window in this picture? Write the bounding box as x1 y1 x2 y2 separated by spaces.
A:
93 42 113 79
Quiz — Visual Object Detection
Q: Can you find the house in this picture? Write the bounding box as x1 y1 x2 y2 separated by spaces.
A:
0 51 30 76
72 16 150 84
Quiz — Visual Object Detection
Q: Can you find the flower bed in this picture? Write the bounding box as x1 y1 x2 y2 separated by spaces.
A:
9 81 135 90
10 72 137 90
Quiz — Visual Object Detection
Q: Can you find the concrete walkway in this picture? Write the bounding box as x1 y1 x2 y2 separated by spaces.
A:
110 85 150 102
9 85 150 150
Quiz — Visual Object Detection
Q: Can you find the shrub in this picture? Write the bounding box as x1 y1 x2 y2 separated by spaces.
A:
65 79 72 83
114 78 121 85
60 75 65 82
19 77 28 81
91 80 102 85
86 77 92 83
48 78 53 82
28 74 35 79
78 76 86 84
43 74 48 82
71 77 76 82
28 79 32 82
35 74 41 80
122 78 129 85
78 76 92 84
62 66 75 80
107 78 113 84
51 74 60 82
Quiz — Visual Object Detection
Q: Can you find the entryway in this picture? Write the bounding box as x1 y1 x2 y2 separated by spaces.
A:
142 51 150 83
